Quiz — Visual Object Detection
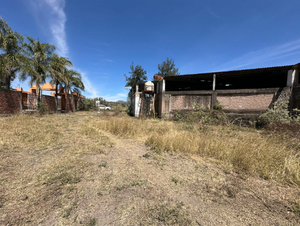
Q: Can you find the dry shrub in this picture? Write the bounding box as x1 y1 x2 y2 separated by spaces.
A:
97 116 300 185
143 202 193 225
95 117 172 140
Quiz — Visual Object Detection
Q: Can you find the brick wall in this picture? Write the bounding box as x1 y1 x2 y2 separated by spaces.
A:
42 95 56 112
171 95 211 110
67 96 75 112
217 94 274 112
0 89 21 115
157 88 288 118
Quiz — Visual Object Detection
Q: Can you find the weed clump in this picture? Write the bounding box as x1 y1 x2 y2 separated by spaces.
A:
145 202 193 225
256 100 300 128
256 100 291 128
174 105 227 126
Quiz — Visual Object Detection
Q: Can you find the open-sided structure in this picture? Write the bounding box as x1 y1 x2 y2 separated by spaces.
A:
129 63 300 119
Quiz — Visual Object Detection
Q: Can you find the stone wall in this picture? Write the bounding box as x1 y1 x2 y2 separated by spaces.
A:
0 89 21 115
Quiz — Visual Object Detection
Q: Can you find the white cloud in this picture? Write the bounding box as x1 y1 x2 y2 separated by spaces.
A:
30 0 68 57
103 92 128 102
206 8 221 19
103 59 114 63
220 39 300 71
79 70 99 98
44 0 68 57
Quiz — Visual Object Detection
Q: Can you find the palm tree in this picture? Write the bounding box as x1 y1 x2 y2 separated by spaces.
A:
49 53 72 112
63 69 85 112
0 16 12 49
0 17 28 90
23 36 55 108
0 31 28 90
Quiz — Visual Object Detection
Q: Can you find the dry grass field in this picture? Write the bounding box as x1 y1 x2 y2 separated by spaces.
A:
1 111 300 225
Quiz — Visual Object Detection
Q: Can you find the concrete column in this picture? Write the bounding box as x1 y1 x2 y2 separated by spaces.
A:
134 92 140 117
287 69 295 87
293 69 299 85
162 79 165 92
287 69 300 87
212 74 216 91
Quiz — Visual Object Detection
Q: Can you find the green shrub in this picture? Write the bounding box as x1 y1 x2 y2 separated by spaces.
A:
213 100 223 110
80 98 97 111
256 100 291 128
38 102 49 115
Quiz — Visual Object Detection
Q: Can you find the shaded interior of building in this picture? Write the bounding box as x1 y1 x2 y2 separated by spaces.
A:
164 66 292 91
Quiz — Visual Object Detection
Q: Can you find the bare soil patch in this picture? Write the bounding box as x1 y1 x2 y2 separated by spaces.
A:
0 112 300 225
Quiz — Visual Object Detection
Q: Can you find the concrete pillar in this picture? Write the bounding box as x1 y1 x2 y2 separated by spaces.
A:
134 92 140 117
212 74 216 91
287 69 300 87
287 69 295 87
162 79 165 92
293 69 299 85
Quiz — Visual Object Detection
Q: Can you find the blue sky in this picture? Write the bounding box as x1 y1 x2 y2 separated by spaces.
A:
1 0 300 100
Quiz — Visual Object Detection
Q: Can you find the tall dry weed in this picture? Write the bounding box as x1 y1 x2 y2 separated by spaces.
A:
96 116 300 185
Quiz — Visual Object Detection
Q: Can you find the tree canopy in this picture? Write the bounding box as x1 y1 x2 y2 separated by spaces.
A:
0 16 85 112
154 57 179 77
124 62 147 87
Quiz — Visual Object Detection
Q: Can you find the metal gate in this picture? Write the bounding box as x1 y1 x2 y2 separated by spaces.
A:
23 93 37 110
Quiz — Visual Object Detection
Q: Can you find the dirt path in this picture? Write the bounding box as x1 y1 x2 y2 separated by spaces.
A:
59 127 300 225
1 114 300 225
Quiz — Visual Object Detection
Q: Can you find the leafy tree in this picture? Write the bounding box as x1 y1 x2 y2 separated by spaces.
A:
154 57 179 77
49 53 72 112
124 62 147 87
23 36 56 107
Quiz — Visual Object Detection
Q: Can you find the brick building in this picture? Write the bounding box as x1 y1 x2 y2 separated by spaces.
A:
130 63 300 118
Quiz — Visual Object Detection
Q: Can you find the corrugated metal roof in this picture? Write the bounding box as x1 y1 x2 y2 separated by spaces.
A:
163 64 295 80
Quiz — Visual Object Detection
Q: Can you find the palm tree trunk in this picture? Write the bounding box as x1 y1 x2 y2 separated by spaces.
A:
5 69 11 90
36 86 40 110
5 74 10 90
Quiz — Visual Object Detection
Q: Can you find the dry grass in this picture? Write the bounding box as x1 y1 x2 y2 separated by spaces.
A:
1 111 300 225
0 113 111 225
95 116 300 186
